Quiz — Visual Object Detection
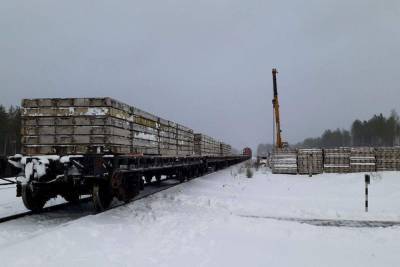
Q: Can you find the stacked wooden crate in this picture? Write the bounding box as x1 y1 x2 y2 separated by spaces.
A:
158 120 194 156
375 147 400 171
350 147 376 172
323 148 351 173
21 98 194 156
194 134 221 156
176 124 195 156
271 149 297 174
131 106 162 155
297 149 323 174
220 142 231 156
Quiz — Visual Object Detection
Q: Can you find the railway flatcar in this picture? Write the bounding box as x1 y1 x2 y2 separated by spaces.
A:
9 98 249 212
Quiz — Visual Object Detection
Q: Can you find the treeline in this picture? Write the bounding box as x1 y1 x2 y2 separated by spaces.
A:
297 111 400 148
0 105 21 155
351 111 399 146
299 129 351 148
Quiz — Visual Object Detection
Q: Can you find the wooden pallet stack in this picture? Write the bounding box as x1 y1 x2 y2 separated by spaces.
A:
271 149 298 174
323 147 351 173
350 147 376 172
375 147 400 171
175 124 195 156
297 149 323 174
194 134 221 156
220 142 232 156
21 98 195 156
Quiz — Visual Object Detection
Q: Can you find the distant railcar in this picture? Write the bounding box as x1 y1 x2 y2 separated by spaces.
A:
243 147 252 158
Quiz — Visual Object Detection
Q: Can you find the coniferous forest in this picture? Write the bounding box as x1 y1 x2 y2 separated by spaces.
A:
297 111 400 148
0 105 21 155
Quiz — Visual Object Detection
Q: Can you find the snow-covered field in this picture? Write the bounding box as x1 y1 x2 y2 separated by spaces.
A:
0 165 400 266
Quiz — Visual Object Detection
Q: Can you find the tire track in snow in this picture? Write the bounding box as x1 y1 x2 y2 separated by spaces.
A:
238 214 400 228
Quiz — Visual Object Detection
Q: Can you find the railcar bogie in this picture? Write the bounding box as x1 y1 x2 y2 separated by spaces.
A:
10 154 248 212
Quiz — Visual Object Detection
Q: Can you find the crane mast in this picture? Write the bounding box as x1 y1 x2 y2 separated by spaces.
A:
272 68 285 149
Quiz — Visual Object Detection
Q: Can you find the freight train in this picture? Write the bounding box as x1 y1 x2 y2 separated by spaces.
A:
6 98 249 212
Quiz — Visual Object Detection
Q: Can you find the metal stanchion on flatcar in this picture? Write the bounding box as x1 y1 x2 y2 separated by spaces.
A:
365 174 370 212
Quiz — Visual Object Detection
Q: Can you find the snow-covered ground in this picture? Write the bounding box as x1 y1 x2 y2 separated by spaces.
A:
0 165 400 266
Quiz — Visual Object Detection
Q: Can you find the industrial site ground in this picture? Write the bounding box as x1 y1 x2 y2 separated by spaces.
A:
0 164 399 266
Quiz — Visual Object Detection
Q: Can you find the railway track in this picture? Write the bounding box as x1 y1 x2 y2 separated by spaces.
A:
0 197 90 224
0 177 16 186
0 171 210 225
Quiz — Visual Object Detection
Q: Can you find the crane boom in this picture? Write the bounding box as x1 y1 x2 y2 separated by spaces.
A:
272 68 285 149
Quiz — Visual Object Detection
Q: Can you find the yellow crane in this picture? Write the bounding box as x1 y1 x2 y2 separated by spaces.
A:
272 68 287 149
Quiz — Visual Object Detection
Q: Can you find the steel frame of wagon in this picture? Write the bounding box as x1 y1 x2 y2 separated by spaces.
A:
15 154 249 212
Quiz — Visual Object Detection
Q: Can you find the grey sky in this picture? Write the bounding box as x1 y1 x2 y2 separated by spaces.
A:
1 0 399 151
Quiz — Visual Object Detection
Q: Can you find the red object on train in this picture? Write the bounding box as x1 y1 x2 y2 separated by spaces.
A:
242 147 252 158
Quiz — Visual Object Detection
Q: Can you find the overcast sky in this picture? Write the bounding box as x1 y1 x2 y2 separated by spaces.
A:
1 0 399 151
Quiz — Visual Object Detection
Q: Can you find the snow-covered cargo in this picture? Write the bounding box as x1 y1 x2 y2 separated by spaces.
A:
297 148 323 175
21 97 194 156
271 149 297 174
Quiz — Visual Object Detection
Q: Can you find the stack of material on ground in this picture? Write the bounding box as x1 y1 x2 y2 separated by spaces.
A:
350 147 376 172
375 147 400 171
194 134 221 156
323 147 351 173
220 142 231 156
297 149 323 174
271 149 297 174
21 98 194 156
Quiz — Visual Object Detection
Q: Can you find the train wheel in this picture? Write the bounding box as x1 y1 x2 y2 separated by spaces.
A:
140 178 145 190
22 184 47 212
145 175 152 184
186 169 193 180
177 170 185 183
193 168 199 178
200 166 206 176
155 174 161 184
92 183 113 212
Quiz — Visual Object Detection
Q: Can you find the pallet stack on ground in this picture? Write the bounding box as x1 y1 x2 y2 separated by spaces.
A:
21 98 194 156
194 134 221 156
350 147 376 172
323 147 351 173
271 149 297 174
297 149 323 174
375 147 400 171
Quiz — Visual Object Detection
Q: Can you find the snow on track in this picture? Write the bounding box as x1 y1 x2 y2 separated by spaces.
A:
0 166 399 266
0 185 66 219
0 178 182 251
